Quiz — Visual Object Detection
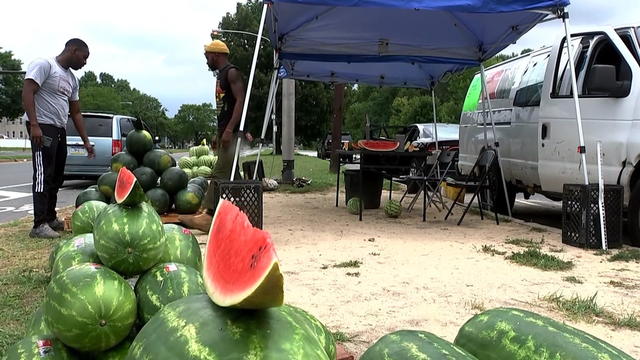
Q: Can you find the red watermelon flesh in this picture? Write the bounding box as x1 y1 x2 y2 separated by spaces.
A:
114 167 146 207
204 199 284 309
358 139 400 151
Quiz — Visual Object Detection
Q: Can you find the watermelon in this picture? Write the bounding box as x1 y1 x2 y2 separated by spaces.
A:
94 335 134 360
135 262 205 324
125 129 154 158
361 330 478 360
44 263 137 352
204 199 283 309
384 199 402 218
196 145 209 157
71 200 107 234
174 188 202 214
75 188 106 208
142 149 173 176
189 177 209 193
3 335 75 359
186 184 205 199
51 234 100 278
97 172 118 199
111 152 138 172
196 166 212 178
125 294 335 360
159 167 189 195
183 168 193 179
358 139 400 151
178 156 193 169
188 146 198 157
347 197 360 215
132 166 159 192
93 202 165 276
454 307 635 360
145 188 171 214
27 307 52 337
158 224 202 271
113 167 147 207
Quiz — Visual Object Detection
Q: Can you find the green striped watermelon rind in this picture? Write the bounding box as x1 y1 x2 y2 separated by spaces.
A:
454 307 635 360
361 330 477 360
125 294 335 360
51 234 101 279
3 335 76 359
49 233 96 273
134 262 205 324
72 200 108 235
93 202 165 276
43 263 137 353
26 307 52 337
159 224 202 271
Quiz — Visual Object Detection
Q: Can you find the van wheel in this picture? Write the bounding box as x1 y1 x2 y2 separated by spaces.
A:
494 183 517 215
626 182 640 247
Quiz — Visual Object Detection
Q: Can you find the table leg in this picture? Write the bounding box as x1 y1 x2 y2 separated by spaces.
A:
336 165 340 207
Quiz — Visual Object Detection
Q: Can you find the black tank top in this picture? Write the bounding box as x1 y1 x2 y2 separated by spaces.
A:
216 63 240 134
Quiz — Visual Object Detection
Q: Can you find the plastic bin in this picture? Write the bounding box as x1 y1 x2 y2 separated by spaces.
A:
344 169 383 209
212 180 263 229
562 184 623 249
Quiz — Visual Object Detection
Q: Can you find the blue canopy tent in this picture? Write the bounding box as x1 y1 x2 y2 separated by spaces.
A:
234 0 588 220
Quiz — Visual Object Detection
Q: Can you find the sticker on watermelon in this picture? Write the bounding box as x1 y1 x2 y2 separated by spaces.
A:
204 200 284 309
358 139 400 151
114 167 147 207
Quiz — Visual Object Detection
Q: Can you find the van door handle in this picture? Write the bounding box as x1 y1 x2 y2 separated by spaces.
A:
541 124 549 140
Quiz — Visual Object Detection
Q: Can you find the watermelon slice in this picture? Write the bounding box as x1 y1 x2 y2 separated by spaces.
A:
114 167 147 207
204 200 284 309
358 139 400 151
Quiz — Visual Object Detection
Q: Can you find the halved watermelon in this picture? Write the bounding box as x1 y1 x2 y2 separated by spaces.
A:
204 200 284 309
114 167 146 207
358 139 400 151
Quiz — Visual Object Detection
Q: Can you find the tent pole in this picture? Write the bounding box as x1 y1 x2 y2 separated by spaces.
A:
254 61 280 180
431 88 439 151
480 64 512 219
231 2 268 181
480 80 490 148
562 12 589 185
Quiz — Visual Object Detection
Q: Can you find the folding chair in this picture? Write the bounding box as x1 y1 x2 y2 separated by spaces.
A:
399 152 439 211
444 147 500 225
423 149 459 213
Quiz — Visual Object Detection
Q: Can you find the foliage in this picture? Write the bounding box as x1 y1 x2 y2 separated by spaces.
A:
171 103 217 148
0 48 24 119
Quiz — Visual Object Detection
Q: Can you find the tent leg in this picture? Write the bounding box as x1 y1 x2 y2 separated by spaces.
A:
562 11 589 185
254 64 280 180
231 2 268 181
480 64 512 219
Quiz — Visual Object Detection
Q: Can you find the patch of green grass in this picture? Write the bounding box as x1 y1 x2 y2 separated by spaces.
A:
0 155 31 161
548 247 565 253
332 331 358 343
542 292 605 321
608 249 640 263
0 147 30 152
611 313 640 331
562 276 584 284
608 280 637 290
505 238 544 249
479 244 506 256
506 249 574 271
166 148 188 154
333 260 362 268
530 226 547 233
465 299 486 312
593 249 611 256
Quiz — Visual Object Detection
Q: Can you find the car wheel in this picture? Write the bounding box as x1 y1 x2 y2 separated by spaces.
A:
626 181 640 247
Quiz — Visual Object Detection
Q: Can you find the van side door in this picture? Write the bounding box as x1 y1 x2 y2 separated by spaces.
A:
538 28 639 195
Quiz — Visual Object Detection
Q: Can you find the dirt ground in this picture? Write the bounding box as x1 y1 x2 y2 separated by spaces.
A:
196 189 640 359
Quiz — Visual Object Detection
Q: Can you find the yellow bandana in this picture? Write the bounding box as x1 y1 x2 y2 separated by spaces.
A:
204 40 229 54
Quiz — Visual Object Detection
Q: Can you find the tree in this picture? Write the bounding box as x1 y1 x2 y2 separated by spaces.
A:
172 103 217 147
0 48 24 119
79 87 124 113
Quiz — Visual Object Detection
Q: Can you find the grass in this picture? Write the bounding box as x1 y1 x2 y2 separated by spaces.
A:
542 292 640 331
333 260 362 268
332 330 358 343
465 299 486 312
479 244 506 256
530 226 547 233
345 272 360 277
506 249 574 271
593 249 611 256
0 147 30 152
165 148 188 154
369 252 380 256
608 249 640 263
548 246 565 253
608 280 637 290
505 237 544 249
562 276 584 284
0 217 74 355
0 155 31 161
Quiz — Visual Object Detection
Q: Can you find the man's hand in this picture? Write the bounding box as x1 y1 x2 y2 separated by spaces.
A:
221 129 233 148
84 140 95 159
30 123 43 148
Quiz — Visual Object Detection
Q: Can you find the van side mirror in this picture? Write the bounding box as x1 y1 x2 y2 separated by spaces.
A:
585 64 631 97
513 83 542 107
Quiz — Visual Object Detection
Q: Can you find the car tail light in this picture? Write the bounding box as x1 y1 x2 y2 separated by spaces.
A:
112 140 123 155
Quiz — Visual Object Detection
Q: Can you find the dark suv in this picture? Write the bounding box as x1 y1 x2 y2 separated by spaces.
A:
316 133 353 161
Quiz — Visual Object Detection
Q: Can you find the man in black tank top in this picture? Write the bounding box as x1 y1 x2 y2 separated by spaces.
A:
180 39 246 232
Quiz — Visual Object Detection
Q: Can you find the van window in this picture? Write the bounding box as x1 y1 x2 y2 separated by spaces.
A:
617 30 640 65
120 118 135 137
66 116 112 137
553 34 632 98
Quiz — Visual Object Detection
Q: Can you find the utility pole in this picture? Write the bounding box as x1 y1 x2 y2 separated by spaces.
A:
281 79 295 183
329 84 345 173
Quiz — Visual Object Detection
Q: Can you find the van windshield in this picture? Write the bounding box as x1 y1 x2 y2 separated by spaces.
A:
66 116 112 137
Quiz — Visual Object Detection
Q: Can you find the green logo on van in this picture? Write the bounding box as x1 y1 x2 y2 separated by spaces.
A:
462 74 481 112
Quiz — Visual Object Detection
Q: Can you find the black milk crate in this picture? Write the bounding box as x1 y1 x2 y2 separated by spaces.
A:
213 180 263 229
562 184 623 249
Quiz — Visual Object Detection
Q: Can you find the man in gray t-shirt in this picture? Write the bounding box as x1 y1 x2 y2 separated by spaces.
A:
22 38 94 238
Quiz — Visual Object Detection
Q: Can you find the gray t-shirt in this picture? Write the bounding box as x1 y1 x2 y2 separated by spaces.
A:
22 58 79 128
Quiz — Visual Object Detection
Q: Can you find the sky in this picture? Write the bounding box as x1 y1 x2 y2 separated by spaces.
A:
1 0 638 117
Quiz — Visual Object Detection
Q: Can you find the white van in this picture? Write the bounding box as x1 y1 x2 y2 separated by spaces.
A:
458 25 640 245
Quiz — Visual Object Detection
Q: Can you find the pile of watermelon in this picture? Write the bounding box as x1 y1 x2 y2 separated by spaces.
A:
75 128 209 215
177 142 216 179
